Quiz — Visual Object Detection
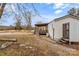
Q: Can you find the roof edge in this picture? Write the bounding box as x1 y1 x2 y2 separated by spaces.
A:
48 14 79 24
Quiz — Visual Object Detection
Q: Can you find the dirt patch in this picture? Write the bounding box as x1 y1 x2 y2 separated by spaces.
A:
0 31 79 55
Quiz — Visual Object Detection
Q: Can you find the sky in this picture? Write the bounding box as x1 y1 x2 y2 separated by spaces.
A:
1 3 79 26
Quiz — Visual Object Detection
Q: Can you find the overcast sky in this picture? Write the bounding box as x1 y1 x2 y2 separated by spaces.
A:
1 3 79 26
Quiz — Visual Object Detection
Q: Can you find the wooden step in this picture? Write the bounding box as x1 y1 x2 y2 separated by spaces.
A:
58 38 69 44
59 40 67 43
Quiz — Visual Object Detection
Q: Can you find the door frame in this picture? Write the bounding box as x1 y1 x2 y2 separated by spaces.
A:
62 22 70 39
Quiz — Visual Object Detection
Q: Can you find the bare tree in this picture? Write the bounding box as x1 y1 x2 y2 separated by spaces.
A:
16 4 32 29
15 16 22 30
0 3 6 18
26 11 32 29
9 3 47 30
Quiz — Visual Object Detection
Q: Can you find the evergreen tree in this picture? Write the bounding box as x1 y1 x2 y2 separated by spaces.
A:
68 8 76 15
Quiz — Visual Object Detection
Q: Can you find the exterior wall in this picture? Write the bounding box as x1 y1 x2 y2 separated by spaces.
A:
48 17 79 42
70 19 79 42
35 25 48 35
48 21 54 39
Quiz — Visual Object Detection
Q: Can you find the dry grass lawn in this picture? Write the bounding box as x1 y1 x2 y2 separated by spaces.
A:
0 30 79 56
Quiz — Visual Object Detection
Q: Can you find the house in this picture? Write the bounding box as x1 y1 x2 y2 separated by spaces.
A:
34 23 48 35
48 8 79 44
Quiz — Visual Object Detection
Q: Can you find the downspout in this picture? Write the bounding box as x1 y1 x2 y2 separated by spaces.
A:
69 23 71 45
52 24 54 40
53 28 54 40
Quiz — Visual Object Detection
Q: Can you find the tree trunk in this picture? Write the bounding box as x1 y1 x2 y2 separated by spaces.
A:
0 3 6 18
